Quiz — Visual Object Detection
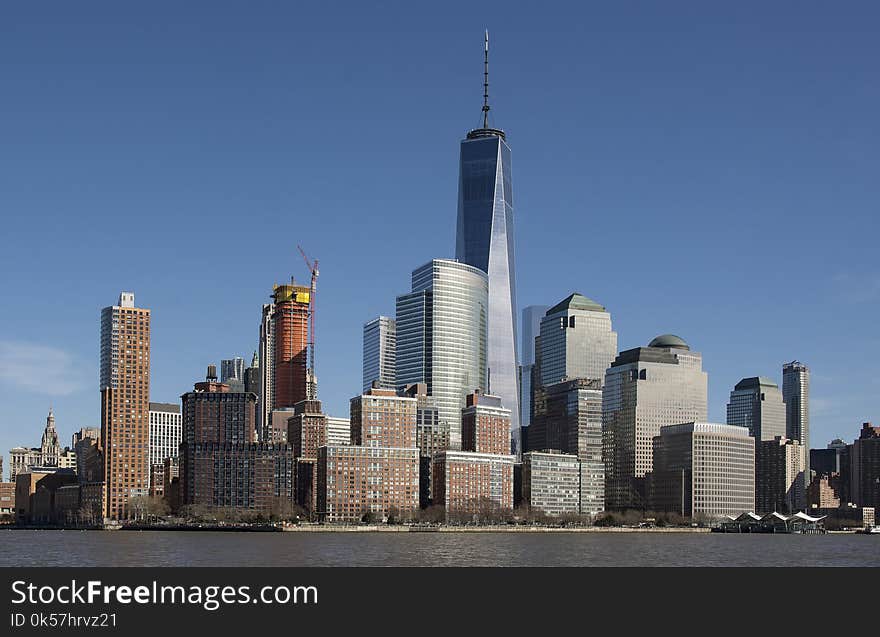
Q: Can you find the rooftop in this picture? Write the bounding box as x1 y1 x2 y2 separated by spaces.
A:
545 293 606 316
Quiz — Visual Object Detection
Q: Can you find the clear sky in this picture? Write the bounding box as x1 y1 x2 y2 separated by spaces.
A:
1 2 878 477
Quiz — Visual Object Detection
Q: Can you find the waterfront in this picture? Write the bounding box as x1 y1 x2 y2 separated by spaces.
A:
0 530 876 567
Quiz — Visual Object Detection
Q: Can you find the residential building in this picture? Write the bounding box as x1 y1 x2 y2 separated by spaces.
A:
100 291 151 519
726 377 787 442
461 391 511 455
326 417 351 447
649 422 755 519
0 482 14 516
603 335 708 510
272 280 312 409
756 436 806 514
363 316 396 392
432 450 515 518
148 402 182 469
395 259 488 450
807 474 841 510
521 451 580 517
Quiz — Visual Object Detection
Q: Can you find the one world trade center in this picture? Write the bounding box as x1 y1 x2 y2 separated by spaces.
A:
455 31 520 453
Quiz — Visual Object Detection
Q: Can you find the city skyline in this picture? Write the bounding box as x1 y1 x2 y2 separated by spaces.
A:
2 4 879 462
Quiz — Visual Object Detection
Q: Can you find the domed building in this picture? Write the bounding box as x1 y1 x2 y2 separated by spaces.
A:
602 334 708 511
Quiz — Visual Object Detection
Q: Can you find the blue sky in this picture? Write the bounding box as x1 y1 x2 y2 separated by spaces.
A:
1 2 878 476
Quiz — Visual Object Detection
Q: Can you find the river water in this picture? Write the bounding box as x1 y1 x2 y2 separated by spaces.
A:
1 530 876 567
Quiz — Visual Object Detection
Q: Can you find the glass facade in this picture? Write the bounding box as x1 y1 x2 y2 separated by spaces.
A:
395 260 488 449
362 316 396 392
456 132 520 450
726 377 786 442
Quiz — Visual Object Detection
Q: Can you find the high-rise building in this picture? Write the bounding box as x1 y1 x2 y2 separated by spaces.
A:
362 316 396 392
538 294 617 387
243 351 260 398
432 450 515 518
100 291 151 519
756 436 806 513
850 422 880 509
726 377 787 442
519 305 548 429
272 281 312 409
395 259 488 449
603 334 708 510
529 378 605 514
461 391 511 455
783 361 810 480
400 382 446 507
454 33 520 452
649 422 755 519
258 302 275 440
521 451 581 517
180 367 256 445
315 387 420 522
148 403 182 468
220 357 245 383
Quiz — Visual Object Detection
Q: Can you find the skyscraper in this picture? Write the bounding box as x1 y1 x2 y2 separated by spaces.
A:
455 32 520 451
395 259 488 450
602 334 708 511
272 281 312 409
100 291 151 519
362 316 396 392
148 402 182 469
755 436 806 513
726 377 787 442
258 302 275 440
538 293 618 387
783 360 810 480
220 357 245 383
519 305 548 429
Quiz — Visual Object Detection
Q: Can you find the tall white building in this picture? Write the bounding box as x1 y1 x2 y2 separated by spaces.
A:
726 377 787 442
395 259 488 450
362 316 396 392
148 402 182 468
539 293 618 387
326 416 351 446
603 334 708 510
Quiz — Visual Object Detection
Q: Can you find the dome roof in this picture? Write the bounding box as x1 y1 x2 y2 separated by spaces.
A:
648 334 689 350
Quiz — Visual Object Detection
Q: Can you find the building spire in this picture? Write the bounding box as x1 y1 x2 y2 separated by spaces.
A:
482 29 490 128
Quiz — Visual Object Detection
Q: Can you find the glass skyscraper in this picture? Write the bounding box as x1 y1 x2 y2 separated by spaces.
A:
783 360 810 487
726 377 786 442
519 305 548 428
395 259 488 450
362 316 396 392
455 117 519 453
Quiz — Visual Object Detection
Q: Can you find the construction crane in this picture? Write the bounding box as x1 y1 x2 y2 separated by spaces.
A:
297 245 319 396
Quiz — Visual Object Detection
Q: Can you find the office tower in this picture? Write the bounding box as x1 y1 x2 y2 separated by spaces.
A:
454 33 520 451
756 436 806 513
432 451 515 518
395 259 488 450
850 422 880 508
519 305 549 429
220 357 245 383
529 378 605 513
603 334 708 510
363 316 396 392
100 291 151 519
783 361 810 480
461 391 511 455
272 281 312 408
316 387 420 522
521 451 581 517
649 423 755 519
539 294 618 387
726 377 787 442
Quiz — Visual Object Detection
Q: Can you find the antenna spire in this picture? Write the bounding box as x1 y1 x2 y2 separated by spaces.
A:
482 29 490 128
